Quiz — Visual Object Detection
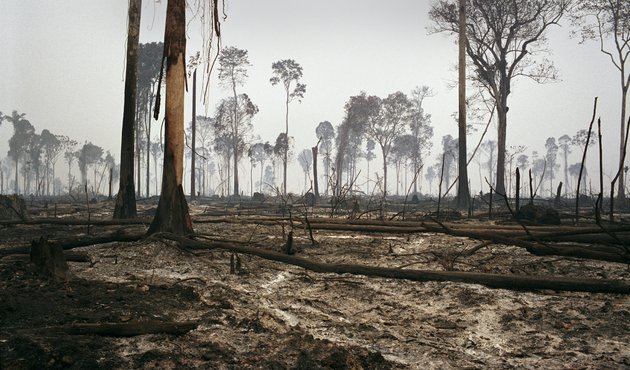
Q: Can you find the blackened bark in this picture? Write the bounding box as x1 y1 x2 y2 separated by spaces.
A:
312 144 319 199
113 0 140 219
191 68 197 199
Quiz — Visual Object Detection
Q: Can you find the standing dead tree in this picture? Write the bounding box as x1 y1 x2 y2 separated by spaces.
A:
148 0 194 235
113 0 141 219
575 98 598 223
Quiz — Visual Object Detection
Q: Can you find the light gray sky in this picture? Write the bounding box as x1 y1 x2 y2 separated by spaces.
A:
0 0 625 194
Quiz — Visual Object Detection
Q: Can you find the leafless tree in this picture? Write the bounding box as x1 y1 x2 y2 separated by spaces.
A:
572 0 629 201
430 0 572 195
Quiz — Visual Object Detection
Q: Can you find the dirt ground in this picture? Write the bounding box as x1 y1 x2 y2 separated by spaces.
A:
1 197 629 369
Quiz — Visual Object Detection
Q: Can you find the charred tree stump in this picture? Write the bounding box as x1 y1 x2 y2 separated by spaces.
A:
0 195 29 221
554 182 563 207
515 167 520 212
489 188 493 219
30 237 71 282
284 231 294 255
529 169 534 204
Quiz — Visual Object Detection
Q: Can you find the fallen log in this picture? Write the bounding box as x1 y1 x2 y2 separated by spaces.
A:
293 222 427 234
295 221 629 263
0 232 145 257
55 321 198 337
189 216 630 246
420 224 630 264
54 232 145 250
164 234 630 294
0 217 152 226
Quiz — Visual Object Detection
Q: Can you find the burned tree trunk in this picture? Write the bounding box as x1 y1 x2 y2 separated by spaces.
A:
515 167 520 212
554 182 563 207
455 0 470 210
312 137 321 199
113 0 141 219
148 0 193 235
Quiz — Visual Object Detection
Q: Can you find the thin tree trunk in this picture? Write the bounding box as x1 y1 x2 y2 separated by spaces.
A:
618 84 628 201
312 144 319 199
146 98 151 198
108 167 113 199
259 160 264 193
232 82 239 196
283 96 289 196
148 0 193 235
154 149 159 195
456 0 470 210
382 147 388 196
14 159 18 194
136 109 141 198
191 68 196 199
113 0 140 219
496 102 507 195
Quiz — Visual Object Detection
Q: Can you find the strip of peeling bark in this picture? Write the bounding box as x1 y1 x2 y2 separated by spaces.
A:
163 234 630 294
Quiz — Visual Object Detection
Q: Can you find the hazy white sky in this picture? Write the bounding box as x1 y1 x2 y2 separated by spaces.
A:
0 0 625 194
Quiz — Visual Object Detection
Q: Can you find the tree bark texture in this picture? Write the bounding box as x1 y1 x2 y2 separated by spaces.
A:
113 0 141 219
148 0 193 235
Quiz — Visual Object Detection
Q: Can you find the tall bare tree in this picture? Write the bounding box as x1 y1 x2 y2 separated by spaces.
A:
213 93 259 196
430 0 572 195
572 0 629 201
297 149 313 192
558 134 572 195
187 51 201 199
270 59 306 195
138 42 165 198
409 86 434 195
334 93 369 196
456 0 471 208
315 121 335 195
148 0 193 235
364 92 412 196
218 47 250 196
114 0 141 219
